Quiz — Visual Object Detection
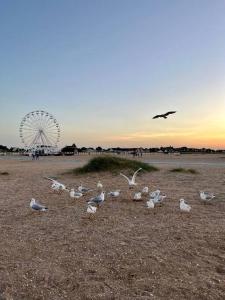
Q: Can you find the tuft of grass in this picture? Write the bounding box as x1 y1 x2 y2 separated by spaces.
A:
71 156 158 174
169 168 198 174
0 171 9 175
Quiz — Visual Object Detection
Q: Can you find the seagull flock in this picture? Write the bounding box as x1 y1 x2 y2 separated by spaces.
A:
30 168 216 215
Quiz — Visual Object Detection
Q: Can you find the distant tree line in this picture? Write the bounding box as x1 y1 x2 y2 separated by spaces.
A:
60 144 225 155
1 143 225 155
0 145 25 152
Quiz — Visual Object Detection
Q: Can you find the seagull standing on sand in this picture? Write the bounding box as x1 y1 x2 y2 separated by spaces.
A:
146 198 155 209
142 187 149 194
180 199 191 212
97 181 103 190
152 194 167 204
120 168 142 188
88 191 105 207
150 190 161 198
200 191 215 203
108 190 121 197
78 184 92 194
30 198 48 211
69 189 83 199
87 204 97 214
133 192 142 201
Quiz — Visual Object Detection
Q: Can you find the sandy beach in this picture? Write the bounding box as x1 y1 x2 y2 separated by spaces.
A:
0 153 225 299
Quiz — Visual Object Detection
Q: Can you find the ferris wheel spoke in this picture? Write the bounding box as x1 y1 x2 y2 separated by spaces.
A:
41 131 53 146
22 132 39 140
21 126 39 132
29 131 41 147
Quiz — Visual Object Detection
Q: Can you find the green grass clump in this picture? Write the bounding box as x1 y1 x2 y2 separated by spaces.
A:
72 156 158 174
0 171 9 175
169 168 198 174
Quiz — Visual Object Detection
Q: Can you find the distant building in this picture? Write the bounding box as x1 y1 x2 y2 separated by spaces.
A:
61 143 78 155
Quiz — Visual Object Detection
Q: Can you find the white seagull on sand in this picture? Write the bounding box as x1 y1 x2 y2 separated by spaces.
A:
200 191 215 203
78 184 92 194
69 189 83 199
97 181 103 190
120 168 142 188
180 199 191 212
142 186 149 194
108 190 121 197
30 198 48 211
152 194 167 204
133 192 142 201
146 198 155 209
88 191 105 207
87 204 97 214
150 190 160 198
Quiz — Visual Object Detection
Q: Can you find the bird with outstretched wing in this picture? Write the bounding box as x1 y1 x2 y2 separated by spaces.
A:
153 111 176 119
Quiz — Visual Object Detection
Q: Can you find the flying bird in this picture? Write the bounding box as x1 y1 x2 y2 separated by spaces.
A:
45 177 67 192
153 111 176 119
30 198 48 211
120 168 142 188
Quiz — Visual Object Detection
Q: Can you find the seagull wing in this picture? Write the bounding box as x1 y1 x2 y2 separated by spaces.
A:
164 111 176 116
120 173 131 183
132 168 142 182
152 114 162 119
32 201 47 211
45 177 60 185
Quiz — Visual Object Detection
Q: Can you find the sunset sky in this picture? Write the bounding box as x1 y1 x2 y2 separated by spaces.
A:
0 0 225 149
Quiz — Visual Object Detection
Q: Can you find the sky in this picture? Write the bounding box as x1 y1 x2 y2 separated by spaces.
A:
0 0 225 149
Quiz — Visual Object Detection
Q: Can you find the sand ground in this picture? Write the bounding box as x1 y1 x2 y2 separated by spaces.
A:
0 153 225 300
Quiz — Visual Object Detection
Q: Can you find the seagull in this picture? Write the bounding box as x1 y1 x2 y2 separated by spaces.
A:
30 198 48 211
97 181 103 190
78 184 92 194
152 194 167 204
200 191 215 203
133 192 142 201
120 168 142 188
69 189 83 199
88 191 105 207
180 199 191 212
150 190 161 198
108 190 121 197
45 177 67 192
87 204 97 214
142 186 149 194
153 111 176 119
146 198 155 209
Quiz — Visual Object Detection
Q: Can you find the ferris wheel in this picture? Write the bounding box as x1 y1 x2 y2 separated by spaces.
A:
19 110 60 151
